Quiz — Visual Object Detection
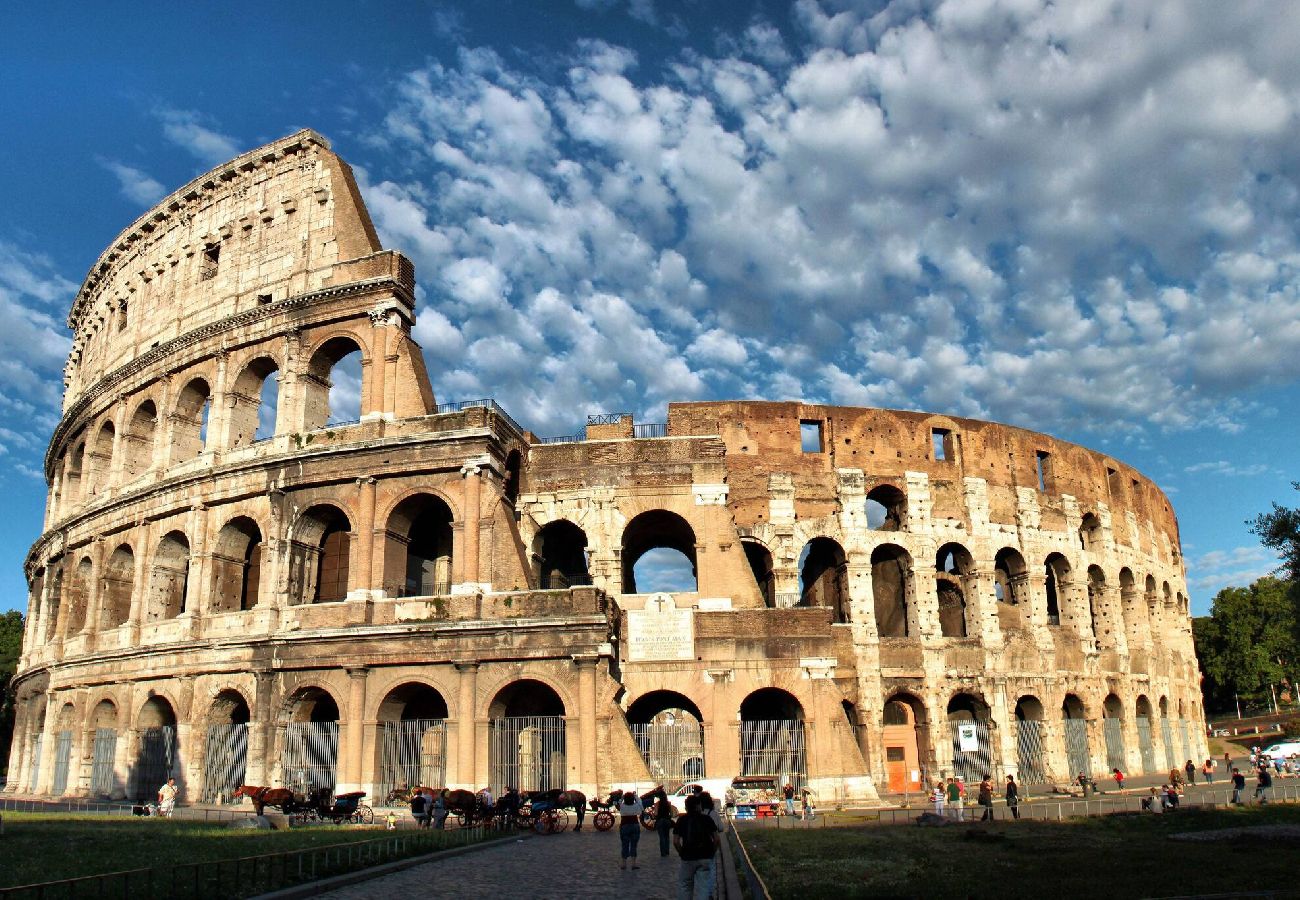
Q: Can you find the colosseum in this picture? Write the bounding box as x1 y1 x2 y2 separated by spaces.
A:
5 130 1206 808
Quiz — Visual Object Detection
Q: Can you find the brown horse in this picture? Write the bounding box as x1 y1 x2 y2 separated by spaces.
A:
234 784 296 816
524 788 588 830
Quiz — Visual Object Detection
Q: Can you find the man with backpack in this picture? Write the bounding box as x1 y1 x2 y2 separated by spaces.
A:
673 794 719 900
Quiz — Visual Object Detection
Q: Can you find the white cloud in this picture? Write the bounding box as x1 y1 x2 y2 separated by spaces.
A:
97 158 166 206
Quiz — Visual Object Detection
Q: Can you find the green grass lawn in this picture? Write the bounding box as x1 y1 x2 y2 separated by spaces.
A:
0 813 491 895
740 804 1300 899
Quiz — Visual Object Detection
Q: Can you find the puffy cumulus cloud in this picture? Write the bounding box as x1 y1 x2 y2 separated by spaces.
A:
360 1 1300 441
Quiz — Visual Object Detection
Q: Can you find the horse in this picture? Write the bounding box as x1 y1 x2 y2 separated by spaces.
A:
523 788 588 831
234 784 296 816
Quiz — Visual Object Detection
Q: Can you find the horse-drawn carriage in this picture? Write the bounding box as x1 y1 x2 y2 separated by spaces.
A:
235 785 375 825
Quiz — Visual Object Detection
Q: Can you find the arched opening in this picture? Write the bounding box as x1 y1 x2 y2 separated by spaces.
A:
202 690 251 803
739 688 807 789
1102 693 1126 773
304 336 364 430
798 537 849 623
85 421 115 496
742 539 775 607
101 544 134 629
211 517 263 613
865 484 906 531
627 690 706 791
935 543 974 638
1044 553 1070 627
146 531 190 621
89 700 119 799
378 684 450 799
1134 695 1157 774
1014 696 1046 784
488 680 566 793
1086 565 1106 641
871 543 911 637
51 702 77 795
131 695 178 802
288 505 351 605
994 547 1028 632
1062 694 1091 778
882 693 927 792
171 378 212 460
122 400 157 481
282 687 340 793
66 556 93 635
385 494 453 597
1079 513 1102 551
622 510 697 593
229 356 280 446
532 520 590 589
503 450 521 507
947 693 993 782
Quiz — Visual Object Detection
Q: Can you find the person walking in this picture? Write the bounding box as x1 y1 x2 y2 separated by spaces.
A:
673 794 719 900
157 777 178 818
978 775 994 822
1005 775 1020 820
617 789 644 870
1185 759 1197 786
782 783 795 817
945 777 963 822
1231 768 1246 805
655 795 675 858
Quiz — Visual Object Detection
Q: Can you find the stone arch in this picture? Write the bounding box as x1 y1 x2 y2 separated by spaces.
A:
621 509 697 593
101 543 134 629
798 536 849 623
85 419 115 495
742 537 775 607
211 516 264 612
1044 552 1071 626
994 547 1028 631
384 493 454 597
288 504 351 604
228 355 281 447
532 519 590 589
304 334 366 430
871 543 912 637
865 483 906 531
146 530 190 621
935 543 975 638
171 377 212 460
122 399 157 481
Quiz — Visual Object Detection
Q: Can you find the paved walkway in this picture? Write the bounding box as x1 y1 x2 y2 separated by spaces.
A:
317 828 687 899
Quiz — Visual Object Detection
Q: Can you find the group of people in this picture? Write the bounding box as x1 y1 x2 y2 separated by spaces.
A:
612 786 722 900
930 774 1021 821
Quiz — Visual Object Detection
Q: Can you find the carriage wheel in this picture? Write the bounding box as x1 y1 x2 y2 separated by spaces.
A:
593 810 615 831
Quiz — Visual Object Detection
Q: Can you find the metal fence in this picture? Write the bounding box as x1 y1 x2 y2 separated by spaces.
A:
739 719 807 789
1136 716 1156 774
950 720 994 782
1015 719 1047 784
489 716 566 794
630 722 706 792
129 726 177 803
1162 718 1177 771
202 723 249 803
1064 718 1091 778
379 719 447 800
91 728 118 798
51 730 73 796
1103 718 1126 774
28 734 42 792
281 721 339 793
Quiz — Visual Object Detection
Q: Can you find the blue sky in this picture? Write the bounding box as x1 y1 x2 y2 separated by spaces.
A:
1 0 1298 616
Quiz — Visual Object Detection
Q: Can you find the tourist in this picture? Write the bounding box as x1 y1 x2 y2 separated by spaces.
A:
1112 768 1126 791
1202 759 1214 784
1231 768 1246 805
655 795 676 857
617 789 644 870
1256 765 1273 804
410 789 429 827
1004 775 1020 820
1185 759 1196 785
945 777 963 821
157 777 178 818
978 774 994 822
673 794 719 900
931 782 946 817
783 782 795 817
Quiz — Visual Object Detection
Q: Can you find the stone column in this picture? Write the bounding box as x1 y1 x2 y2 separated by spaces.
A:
574 655 599 794
341 667 368 792
454 662 478 789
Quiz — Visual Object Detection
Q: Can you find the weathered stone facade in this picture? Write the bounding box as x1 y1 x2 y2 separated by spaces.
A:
7 131 1206 807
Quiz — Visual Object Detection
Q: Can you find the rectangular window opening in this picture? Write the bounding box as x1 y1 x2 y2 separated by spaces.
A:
800 420 824 453
200 245 220 281
932 428 953 461
1035 451 1050 491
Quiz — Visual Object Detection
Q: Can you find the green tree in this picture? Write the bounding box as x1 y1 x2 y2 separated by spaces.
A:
1194 577 1297 712
0 610 22 776
1250 481 1300 583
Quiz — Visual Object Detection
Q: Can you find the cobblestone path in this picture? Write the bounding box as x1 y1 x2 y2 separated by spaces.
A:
317 828 685 899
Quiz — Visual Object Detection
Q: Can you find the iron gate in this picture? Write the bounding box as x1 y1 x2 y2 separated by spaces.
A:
630 722 706 792
130 726 177 802
739 719 807 789
29 734 43 792
489 716 566 794
1015 719 1046 784
379 719 447 799
1103 718 1126 773
51 730 73 796
1064 718 1091 778
91 728 118 797
201 723 249 803
281 721 339 793
1161 718 1176 771
1135 716 1156 774
950 720 994 782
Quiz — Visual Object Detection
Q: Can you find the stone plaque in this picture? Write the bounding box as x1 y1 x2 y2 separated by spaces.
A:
627 593 694 661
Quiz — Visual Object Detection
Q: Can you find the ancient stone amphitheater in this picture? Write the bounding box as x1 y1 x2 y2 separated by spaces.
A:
6 130 1205 807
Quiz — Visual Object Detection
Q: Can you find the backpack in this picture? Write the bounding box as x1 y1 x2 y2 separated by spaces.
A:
678 814 716 858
